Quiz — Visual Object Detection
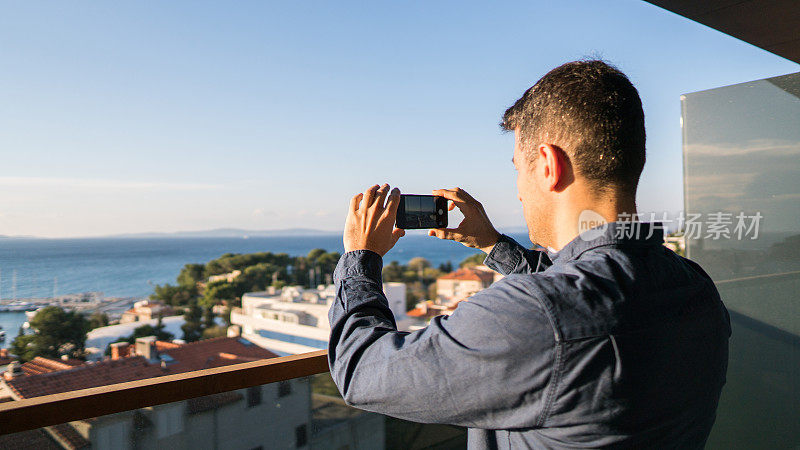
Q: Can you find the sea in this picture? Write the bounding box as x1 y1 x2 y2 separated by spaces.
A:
0 232 532 347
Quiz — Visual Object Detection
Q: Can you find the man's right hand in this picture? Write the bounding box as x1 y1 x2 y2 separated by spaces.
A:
428 187 501 254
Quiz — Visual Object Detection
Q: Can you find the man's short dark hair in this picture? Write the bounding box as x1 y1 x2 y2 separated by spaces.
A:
501 60 646 195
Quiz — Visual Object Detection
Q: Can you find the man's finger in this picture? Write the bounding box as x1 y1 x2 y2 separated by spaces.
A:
432 188 469 206
362 184 380 210
384 187 401 218
428 227 461 241
350 193 363 213
448 201 456 211
452 187 476 203
375 183 390 209
391 228 405 245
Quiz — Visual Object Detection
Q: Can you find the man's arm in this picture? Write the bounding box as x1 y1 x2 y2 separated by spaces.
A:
483 234 552 275
328 250 556 429
427 187 552 275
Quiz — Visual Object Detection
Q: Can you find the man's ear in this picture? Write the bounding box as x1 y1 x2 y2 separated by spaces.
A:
537 143 566 192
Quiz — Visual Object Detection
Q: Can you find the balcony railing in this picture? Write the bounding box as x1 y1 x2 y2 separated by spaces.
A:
0 349 328 435
2 272 797 438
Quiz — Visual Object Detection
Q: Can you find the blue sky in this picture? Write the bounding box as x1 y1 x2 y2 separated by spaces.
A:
1 1 797 238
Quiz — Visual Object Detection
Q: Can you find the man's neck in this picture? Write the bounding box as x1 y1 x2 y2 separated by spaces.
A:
550 192 637 251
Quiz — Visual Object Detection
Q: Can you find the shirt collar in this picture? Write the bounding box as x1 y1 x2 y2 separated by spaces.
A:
546 221 665 263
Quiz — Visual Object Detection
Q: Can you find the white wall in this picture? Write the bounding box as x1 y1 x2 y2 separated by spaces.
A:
383 282 406 320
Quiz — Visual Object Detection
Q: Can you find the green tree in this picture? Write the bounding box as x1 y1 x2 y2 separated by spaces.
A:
203 307 216 329
150 283 197 307
201 281 242 309
307 248 327 261
87 311 109 330
222 305 233 326
104 320 174 355
201 326 228 340
459 252 485 268
241 263 277 292
181 305 203 342
315 252 340 283
438 261 453 273
177 263 205 287
382 261 405 282
422 267 442 282
130 323 173 342
10 306 90 362
408 257 431 273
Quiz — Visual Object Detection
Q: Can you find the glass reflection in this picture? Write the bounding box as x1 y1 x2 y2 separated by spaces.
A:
682 71 800 448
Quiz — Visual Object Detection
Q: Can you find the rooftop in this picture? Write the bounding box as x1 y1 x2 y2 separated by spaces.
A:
20 357 84 376
5 337 279 400
438 267 495 283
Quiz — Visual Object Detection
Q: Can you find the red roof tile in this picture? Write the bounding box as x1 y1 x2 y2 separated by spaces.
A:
157 337 278 373
438 268 495 283
0 357 16 366
406 307 426 317
7 357 163 399
5 337 279 399
21 357 85 376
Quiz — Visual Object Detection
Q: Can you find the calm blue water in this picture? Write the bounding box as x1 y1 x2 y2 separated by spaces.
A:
0 311 27 348
0 233 532 299
0 232 532 348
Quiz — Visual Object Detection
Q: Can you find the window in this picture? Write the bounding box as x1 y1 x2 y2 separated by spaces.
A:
295 424 307 448
278 380 292 397
155 405 184 439
95 421 130 450
247 385 262 407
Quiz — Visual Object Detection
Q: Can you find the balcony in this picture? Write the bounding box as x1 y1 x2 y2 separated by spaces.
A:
0 349 468 448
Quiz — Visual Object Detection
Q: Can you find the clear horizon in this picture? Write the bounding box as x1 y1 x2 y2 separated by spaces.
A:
1 2 798 238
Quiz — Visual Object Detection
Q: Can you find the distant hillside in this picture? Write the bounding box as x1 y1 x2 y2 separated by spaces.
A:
109 228 341 239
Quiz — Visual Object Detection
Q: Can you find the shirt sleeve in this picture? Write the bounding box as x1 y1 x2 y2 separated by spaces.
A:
483 234 552 275
327 250 556 429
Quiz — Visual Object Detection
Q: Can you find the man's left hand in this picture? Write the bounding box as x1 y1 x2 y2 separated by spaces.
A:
343 184 405 256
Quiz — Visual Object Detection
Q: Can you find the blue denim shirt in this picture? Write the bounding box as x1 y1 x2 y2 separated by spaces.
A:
328 222 730 449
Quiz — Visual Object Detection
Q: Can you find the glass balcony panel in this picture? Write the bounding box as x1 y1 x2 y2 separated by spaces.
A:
0 372 467 449
682 71 800 449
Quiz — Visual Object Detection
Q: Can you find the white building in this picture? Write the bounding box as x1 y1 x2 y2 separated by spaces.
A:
231 283 416 356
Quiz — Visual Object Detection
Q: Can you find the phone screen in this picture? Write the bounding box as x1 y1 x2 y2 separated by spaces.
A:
395 195 448 229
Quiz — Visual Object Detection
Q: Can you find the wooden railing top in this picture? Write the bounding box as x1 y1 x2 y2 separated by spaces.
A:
0 350 329 435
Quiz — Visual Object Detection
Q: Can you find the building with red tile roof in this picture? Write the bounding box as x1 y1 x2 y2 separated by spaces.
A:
0 336 308 449
19 356 85 377
406 301 453 320
0 348 17 369
438 267 496 283
4 337 278 400
436 266 499 306
119 299 177 324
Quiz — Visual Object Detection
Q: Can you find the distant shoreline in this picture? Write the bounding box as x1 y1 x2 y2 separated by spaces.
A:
0 226 530 240
0 228 342 240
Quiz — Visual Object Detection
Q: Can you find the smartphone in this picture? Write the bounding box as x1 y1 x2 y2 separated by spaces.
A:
395 194 448 229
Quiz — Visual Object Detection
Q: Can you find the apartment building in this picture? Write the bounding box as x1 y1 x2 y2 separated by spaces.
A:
435 266 500 306
119 299 176 323
231 283 414 356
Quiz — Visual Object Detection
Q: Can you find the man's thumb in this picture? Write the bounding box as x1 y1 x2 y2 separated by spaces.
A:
429 228 457 241
391 228 406 244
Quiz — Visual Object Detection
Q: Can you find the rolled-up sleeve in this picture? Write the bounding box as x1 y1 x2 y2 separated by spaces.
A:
327 249 556 429
484 234 552 275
